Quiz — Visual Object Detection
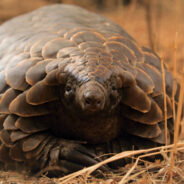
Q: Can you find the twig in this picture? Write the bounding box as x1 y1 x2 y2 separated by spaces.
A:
119 157 140 184
58 143 184 184
161 55 168 146
169 81 184 183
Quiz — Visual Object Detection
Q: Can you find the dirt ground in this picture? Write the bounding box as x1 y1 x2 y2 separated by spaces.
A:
0 0 184 183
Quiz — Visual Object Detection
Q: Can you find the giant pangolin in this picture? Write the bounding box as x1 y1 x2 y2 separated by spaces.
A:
0 4 180 175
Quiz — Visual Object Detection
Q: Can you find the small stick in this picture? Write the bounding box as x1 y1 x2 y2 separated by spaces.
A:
145 0 155 51
169 81 184 184
161 55 168 146
172 32 178 125
58 143 184 184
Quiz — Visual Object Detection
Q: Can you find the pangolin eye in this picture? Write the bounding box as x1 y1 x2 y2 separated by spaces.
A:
65 85 72 92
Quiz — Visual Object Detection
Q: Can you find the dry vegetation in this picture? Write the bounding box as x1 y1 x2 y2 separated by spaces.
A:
0 0 184 183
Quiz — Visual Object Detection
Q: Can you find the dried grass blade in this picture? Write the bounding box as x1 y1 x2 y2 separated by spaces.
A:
169 81 184 183
161 55 168 146
119 157 140 184
58 143 184 184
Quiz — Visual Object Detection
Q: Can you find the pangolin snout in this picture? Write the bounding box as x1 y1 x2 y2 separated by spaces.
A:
83 90 104 111
77 81 106 112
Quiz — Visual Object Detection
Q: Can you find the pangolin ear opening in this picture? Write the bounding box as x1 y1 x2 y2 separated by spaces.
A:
56 66 68 85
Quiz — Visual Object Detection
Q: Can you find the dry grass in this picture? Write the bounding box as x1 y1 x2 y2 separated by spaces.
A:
1 143 184 183
0 0 184 183
58 143 184 184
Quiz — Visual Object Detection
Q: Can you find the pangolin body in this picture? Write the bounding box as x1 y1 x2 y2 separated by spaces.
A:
0 4 179 175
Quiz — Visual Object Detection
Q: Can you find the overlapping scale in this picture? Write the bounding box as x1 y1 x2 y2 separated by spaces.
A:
150 122 170 144
79 41 104 51
68 64 86 80
57 58 72 69
22 132 48 152
24 32 54 52
123 119 161 138
15 116 49 134
6 58 42 91
108 36 144 63
30 35 59 57
0 71 8 94
25 136 51 159
104 41 136 65
10 130 30 142
121 98 163 125
0 115 7 130
26 59 52 85
13 33 35 52
64 27 94 39
153 94 173 119
36 138 57 169
9 91 53 117
70 31 105 44
0 88 20 114
0 53 15 72
137 63 163 96
135 67 154 94
5 52 30 71
85 47 104 55
45 59 60 73
56 47 82 58
91 65 112 83
0 129 13 147
57 28 68 37
42 38 75 59
63 62 82 77
26 80 58 105
112 66 136 87
44 69 58 86
165 70 175 98
142 49 161 71
56 65 69 84
121 85 151 113
3 115 18 131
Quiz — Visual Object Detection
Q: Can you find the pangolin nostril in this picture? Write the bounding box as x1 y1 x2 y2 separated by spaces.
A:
76 81 106 112
83 92 104 110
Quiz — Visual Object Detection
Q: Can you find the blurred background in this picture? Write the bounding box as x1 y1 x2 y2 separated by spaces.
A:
0 0 183 74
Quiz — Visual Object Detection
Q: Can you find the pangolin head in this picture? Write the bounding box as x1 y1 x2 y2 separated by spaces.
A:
57 68 122 115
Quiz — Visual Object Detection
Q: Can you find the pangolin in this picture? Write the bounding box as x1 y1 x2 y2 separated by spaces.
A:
0 4 179 175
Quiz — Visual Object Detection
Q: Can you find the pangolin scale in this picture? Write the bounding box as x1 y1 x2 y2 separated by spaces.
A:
0 4 180 175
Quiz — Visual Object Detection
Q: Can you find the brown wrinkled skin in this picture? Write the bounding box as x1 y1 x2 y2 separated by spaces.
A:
0 4 180 176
